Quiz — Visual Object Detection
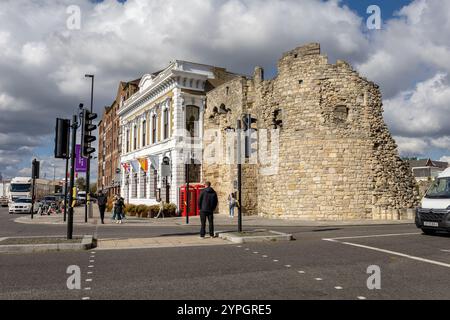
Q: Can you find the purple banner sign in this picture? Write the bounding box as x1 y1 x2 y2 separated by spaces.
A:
75 144 87 173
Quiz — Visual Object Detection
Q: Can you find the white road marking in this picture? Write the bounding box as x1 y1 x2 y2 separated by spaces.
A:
89 260 95 263
84 288 91 290
253 252 259 254
91 251 96 254
87 272 93 275
340 241 450 269
86 279 92 282
357 296 367 300
88 265 94 268
262 255 268 258
237 246 242 248
284 265 291 268
314 278 323 281
323 232 450 269
298 271 305 274
323 232 420 242
441 250 450 253
335 286 343 290
82 297 90 300
245 248 250 251
273 259 279 262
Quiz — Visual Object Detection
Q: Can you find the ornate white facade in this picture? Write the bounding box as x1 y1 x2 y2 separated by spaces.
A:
118 61 230 208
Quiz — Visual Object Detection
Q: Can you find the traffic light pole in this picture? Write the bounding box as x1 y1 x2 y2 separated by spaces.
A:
63 157 68 222
31 175 36 220
237 120 242 233
68 115 77 240
185 162 189 225
30 159 39 220
85 75 94 223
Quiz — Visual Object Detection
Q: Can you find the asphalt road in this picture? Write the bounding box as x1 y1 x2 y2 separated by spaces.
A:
1 207 450 300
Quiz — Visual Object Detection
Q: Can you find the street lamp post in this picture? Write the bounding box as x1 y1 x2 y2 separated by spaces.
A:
84 74 94 223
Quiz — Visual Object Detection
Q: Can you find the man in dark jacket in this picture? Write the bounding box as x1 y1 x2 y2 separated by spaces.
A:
198 181 218 238
96 191 107 224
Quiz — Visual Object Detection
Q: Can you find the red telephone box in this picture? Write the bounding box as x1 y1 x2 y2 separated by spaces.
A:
179 185 197 217
179 184 206 217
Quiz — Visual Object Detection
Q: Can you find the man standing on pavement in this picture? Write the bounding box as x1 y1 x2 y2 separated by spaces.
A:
198 181 218 238
97 190 107 224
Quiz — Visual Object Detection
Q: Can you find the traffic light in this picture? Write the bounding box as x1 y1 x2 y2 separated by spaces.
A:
242 114 257 158
54 118 70 159
81 109 97 159
32 159 40 179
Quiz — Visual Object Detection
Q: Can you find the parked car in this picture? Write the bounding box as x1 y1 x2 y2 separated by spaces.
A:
77 191 86 206
9 197 34 214
416 168 450 235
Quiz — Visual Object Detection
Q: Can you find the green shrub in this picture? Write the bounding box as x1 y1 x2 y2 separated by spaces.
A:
147 205 158 218
164 203 178 217
125 204 137 216
136 205 148 218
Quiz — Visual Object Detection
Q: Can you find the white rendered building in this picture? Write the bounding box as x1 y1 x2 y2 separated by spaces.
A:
118 61 236 208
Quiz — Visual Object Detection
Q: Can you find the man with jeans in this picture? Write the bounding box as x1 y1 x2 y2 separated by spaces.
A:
198 181 218 238
96 191 107 224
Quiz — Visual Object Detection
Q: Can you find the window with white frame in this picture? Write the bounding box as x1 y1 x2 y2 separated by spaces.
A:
142 119 146 147
163 108 169 140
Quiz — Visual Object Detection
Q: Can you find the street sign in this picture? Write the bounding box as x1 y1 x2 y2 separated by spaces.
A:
161 164 171 177
161 156 171 177
75 144 87 172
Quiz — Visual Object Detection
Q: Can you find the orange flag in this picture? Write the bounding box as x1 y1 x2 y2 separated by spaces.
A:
138 158 148 172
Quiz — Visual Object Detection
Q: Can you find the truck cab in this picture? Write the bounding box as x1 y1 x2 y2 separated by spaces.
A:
415 168 450 235
9 177 32 204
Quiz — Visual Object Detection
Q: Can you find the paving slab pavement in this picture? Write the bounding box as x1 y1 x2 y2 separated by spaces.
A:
14 206 414 228
96 235 230 250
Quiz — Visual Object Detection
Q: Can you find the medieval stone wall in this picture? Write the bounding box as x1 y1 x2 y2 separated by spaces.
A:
203 43 418 220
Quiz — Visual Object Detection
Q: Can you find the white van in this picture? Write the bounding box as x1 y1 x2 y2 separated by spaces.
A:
415 168 450 235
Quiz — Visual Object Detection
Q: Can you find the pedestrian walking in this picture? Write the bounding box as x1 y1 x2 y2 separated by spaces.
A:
156 200 165 219
198 181 218 238
114 195 125 224
97 190 107 224
228 192 237 218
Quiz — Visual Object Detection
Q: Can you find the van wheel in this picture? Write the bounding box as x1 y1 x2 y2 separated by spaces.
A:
421 228 436 236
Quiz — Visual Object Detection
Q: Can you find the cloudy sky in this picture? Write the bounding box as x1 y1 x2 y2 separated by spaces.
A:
0 0 449 180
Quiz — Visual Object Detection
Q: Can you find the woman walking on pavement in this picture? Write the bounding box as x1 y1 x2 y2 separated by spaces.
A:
114 195 125 224
228 192 236 218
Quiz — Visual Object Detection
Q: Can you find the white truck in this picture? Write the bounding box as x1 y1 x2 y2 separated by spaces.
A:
415 168 450 235
9 177 53 204
0 180 10 207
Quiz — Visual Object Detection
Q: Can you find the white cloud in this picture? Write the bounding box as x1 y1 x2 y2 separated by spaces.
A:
356 0 450 98
431 137 450 151
21 42 49 66
394 136 429 156
439 156 450 163
384 73 450 138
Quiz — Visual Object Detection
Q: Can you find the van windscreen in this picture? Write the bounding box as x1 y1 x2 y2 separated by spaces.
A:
425 177 450 199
